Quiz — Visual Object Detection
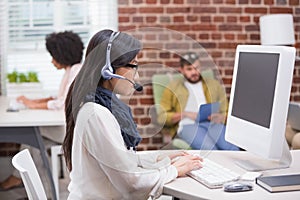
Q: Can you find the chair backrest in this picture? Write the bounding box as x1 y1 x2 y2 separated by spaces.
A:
12 149 47 200
152 73 183 109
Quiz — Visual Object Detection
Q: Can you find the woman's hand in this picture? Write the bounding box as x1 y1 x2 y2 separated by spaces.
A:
17 96 34 108
172 154 203 177
16 95 49 109
16 95 28 103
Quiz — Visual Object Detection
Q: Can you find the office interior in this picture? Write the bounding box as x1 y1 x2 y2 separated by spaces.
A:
0 0 300 200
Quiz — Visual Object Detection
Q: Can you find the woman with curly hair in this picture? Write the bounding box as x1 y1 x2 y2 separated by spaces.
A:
17 31 84 110
0 31 84 193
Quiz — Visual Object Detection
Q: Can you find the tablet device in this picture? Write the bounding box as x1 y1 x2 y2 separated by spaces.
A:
195 102 220 123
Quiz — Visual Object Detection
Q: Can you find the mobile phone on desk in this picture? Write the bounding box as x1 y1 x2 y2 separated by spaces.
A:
6 108 19 112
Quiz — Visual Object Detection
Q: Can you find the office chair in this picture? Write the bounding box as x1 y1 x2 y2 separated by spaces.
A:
12 149 47 200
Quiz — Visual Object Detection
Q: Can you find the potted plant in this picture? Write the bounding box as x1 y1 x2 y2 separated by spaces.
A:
6 70 43 96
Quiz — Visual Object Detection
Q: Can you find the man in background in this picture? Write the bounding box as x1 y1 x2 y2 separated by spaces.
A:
157 52 238 150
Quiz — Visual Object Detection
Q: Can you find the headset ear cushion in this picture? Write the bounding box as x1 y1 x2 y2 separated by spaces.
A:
101 64 113 80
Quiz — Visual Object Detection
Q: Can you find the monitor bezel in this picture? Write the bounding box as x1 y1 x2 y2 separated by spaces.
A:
225 45 295 160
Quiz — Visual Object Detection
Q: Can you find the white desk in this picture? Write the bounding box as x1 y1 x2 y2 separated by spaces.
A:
163 150 300 200
0 96 65 200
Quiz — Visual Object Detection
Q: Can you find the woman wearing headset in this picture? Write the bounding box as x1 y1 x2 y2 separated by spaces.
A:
62 29 202 199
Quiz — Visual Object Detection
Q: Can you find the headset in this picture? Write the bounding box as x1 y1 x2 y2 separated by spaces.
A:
101 31 143 91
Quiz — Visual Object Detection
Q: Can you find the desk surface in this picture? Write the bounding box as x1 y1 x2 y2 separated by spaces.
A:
0 96 65 127
163 150 300 200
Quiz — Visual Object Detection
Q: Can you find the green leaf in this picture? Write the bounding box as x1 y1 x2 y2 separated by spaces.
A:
27 71 39 82
18 73 28 83
6 71 18 83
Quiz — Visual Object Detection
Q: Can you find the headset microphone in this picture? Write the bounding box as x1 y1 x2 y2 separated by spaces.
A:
102 68 143 91
133 83 143 92
120 77 143 91
101 32 143 91
129 80 143 92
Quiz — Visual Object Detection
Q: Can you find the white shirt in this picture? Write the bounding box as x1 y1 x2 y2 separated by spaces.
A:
178 81 206 132
184 81 206 111
47 63 81 110
68 102 177 200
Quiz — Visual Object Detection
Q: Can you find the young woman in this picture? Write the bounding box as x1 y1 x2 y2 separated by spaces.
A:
63 29 202 199
17 31 84 110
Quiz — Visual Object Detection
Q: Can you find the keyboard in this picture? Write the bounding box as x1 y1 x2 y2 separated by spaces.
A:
187 158 240 189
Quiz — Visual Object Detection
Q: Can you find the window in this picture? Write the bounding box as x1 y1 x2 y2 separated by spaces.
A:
1 0 118 95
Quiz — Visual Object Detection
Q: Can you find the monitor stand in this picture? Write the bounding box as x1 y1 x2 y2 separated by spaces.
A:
235 140 292 171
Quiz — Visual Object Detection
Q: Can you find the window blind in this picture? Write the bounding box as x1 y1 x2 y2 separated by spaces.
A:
1 0 118 95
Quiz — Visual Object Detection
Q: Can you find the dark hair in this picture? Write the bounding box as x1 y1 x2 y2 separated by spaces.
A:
45 31 84 66
179 52 199 67
63 29 142 171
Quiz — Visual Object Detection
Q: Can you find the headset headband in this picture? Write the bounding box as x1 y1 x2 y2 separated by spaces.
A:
105 31 120 72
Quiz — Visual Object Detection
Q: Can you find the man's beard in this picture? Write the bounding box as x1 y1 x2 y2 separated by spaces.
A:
185 74 202 84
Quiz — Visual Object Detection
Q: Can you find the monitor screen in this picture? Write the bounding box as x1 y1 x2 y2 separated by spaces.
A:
225 45 295 169
231 52 279 128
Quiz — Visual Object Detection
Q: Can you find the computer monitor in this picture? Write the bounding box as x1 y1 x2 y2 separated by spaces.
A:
225 45 296 171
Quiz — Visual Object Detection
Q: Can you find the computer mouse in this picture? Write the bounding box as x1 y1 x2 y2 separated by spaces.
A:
223 182 253 192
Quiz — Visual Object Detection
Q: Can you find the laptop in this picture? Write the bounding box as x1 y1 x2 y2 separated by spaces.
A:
287 102 300 131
